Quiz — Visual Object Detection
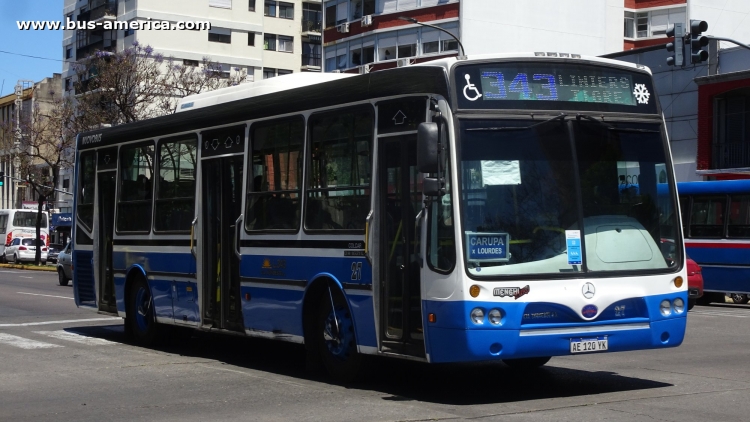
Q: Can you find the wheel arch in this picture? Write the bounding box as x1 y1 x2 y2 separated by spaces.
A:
123 264 148 318
302 272 352 351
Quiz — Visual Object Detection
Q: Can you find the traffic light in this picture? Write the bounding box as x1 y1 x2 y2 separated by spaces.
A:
0 171 4 187
665 22 684 66
690 20 709 64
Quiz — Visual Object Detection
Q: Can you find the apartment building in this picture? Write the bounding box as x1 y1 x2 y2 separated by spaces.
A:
321 0 696 74
61 0 324 94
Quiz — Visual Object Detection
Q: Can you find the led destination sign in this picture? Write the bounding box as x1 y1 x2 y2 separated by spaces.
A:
479 68 636 105
455 62 658 114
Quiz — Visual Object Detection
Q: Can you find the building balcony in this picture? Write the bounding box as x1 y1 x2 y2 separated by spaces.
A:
301 54 322 71
302 19 322 35
76 39 116 60
89 0 118 21
713 142 750 170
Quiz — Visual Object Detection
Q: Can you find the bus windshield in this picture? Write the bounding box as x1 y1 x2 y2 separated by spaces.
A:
459 118 679 277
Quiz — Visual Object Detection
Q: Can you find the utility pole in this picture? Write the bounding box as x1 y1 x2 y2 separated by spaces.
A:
14 80 33 210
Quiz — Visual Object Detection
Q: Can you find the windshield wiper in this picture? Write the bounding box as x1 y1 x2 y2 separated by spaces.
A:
576 114 660 133
466 113 567 132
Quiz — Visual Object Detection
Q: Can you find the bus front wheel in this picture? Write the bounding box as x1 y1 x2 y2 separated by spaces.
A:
503 356 551 369
316 288 361 382
127 276 159 345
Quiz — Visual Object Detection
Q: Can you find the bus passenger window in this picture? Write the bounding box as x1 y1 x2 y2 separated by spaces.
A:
117 142 154 233
245 117 304 231
690 195 725 238
728 195 750 238
155 137 197 232
306 106 373 231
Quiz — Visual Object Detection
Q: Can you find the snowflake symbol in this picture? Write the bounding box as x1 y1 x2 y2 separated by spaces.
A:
633 83 650 105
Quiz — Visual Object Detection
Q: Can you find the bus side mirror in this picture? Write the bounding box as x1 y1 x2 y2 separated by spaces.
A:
423 177 445 197
417 122 439 174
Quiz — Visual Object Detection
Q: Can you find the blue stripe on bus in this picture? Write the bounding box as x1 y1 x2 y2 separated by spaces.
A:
423 292 686 363
112 251 196 275
685 245 750 293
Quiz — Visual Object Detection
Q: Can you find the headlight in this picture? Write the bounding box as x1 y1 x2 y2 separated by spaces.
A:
673 297 685 314
660 299 672 316
470 308 485 324
488 308 503 325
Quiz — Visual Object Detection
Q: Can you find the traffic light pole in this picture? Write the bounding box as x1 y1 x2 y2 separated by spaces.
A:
706 36 750 52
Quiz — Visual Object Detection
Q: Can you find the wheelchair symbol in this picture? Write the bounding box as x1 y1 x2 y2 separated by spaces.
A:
463 74 482 102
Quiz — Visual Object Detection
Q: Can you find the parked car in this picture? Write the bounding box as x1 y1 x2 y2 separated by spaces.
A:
56 241 72 286
4 237 47 264
687 256 703 310
47 243 63 264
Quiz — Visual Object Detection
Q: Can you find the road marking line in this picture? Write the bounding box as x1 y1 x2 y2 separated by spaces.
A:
33 330 115 346
16 292 73 300
0 317 120 327
0 333 62 349
691 311 749 318
19 276 33 279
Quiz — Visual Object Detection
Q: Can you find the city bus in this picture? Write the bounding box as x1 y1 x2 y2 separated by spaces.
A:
72 53 687 380
0 208 50 262
677 180 750 304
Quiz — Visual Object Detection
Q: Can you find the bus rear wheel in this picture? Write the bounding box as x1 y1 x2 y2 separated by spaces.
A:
503 356 551 369
127 276 159 345
316 288 361 382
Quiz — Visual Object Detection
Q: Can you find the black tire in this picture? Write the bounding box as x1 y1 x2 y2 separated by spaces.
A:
503 356 552 369
57 268 69 286
316 287 362 382
13 254 18 263
730 293 749 304
688 298 696 311
127 276 159 346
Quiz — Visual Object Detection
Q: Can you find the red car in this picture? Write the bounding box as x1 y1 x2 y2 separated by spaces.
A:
687 257 703 310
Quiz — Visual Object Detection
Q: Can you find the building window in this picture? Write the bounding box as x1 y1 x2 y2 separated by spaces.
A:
713 88 750 169
208 28 232 43
278 35 293 52
303 42 322 67
248 32 256 46
183 59 199 67
624 7 685 39
249 0 256 11
62 179 70 191
64 78 72 91
209 0 232 8
279 2 294 19
264 33 276 50
65 47 73 59
325 3 336 28
263 68 277 79
277 69 292 76
302 3 322 32
265 0 277 17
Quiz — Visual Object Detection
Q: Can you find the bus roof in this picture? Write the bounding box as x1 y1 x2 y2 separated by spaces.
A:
677 180 750 195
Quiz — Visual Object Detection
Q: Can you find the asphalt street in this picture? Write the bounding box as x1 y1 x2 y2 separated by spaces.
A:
1 268 749 422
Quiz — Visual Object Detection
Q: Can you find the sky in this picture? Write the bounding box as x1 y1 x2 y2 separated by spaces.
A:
0 0 64 98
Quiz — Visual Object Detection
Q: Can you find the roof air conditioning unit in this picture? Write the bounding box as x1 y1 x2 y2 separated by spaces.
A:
361 15 372 27
358 64 370 74
337 23 350 33
397 58 412 68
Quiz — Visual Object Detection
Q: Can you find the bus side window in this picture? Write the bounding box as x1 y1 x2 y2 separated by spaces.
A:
245 116 304 231
117 142 155 233
679 196 690 237
728 194 750 238
690 195 726 238
155 136 197 232
305 106 373 231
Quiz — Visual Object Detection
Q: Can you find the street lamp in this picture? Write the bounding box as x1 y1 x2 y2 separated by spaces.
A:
398 16 467 60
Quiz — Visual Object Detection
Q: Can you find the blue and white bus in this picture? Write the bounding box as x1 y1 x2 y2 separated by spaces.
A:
678 180 750 304
72 53 687 380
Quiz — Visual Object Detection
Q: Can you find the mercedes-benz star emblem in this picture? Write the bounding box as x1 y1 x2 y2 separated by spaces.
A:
582 282 596 299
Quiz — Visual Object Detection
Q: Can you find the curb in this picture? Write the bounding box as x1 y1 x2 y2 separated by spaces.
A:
0 263 57 272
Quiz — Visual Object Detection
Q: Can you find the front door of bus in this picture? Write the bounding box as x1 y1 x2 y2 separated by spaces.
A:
380 136 424 356
97 171 117 313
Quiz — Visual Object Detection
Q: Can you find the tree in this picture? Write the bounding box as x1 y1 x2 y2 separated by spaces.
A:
73 41 247 127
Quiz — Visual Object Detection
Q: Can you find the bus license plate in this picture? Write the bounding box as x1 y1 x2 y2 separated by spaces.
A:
570 337 608 354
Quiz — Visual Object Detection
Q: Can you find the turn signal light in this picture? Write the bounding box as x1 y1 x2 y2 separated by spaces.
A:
428 313 437 323
469 285 480 298
673 276 684 288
